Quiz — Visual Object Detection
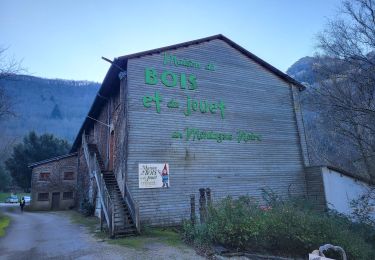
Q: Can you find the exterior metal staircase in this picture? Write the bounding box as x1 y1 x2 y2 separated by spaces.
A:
82 133 139 238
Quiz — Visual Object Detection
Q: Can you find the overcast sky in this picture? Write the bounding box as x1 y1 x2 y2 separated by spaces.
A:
0 0 342 82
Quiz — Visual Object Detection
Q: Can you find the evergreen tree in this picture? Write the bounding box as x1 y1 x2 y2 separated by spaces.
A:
5 131 71 190
50 104 63 119
0 165 12 191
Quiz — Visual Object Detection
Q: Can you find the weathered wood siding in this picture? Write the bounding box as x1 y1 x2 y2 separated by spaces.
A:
125 39 307 225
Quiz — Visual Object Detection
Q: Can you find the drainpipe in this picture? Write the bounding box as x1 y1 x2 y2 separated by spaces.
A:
107 98 110 169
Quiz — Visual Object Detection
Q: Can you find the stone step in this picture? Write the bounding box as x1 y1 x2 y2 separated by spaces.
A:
113 209 128 214
110 197 125 202
114 219 134 225
104 181 117 184
104 180 117 184
114 218 133 224
109 190 123 195
116 229 137 235
115 232 137 238
114 213 133 220
113 203 129 208
114 223 136 229
109 194 124 199
107 189 121 193
113 205 129 210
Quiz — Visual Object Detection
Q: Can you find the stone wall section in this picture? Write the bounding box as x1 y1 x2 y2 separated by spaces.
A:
305 166 327 211
30 154 77 210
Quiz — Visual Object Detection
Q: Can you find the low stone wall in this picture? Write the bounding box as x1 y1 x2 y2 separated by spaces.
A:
305 166 327 211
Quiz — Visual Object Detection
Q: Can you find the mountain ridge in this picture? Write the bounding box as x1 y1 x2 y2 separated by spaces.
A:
0 74 100 148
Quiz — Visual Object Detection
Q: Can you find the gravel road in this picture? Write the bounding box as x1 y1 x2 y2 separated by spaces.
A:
0 204 203 260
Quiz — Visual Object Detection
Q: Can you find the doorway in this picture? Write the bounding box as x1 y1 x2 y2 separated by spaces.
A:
109 130 114 171
51 192 60 210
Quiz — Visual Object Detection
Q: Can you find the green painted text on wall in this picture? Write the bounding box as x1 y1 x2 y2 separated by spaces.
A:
141 52 262 142
142 92 225 119
171 128 262 143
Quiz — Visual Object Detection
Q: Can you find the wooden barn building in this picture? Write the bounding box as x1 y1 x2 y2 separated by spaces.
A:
30 35 317 236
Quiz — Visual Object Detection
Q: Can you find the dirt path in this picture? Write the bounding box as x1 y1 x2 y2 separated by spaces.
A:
0 204 204 260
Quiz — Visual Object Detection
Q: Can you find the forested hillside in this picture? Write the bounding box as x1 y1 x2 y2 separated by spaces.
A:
0 75 99 149
287 57 370 177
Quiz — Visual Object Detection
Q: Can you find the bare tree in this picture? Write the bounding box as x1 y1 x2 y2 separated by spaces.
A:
0 47 24 190
313 0 375 180
0 47 24 120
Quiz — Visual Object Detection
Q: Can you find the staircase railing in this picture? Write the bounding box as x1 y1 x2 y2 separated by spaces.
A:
125 182 140 233
82 132 115 236
93 152 115 237
82 131 91 173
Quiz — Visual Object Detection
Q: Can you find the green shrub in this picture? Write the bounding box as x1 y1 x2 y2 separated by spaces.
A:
350 188 375 227
182 221 210 247
0 213 10 237
80 198 95 217
182 195 375 259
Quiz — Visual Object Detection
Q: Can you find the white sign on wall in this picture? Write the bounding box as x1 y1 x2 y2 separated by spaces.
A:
139 163 170 189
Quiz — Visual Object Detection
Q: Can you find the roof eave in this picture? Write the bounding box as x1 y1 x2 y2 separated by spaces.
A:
320 165 374 185
114 34 306 90
70 59 125 152
28 152 78 168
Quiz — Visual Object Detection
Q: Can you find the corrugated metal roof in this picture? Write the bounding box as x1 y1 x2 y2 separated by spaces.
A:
324 165 374 185
28 152 78 168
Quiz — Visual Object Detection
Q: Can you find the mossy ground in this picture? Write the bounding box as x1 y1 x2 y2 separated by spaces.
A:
66 210 184 250
0 213 10 237
66 210 108 240
108 226 183 249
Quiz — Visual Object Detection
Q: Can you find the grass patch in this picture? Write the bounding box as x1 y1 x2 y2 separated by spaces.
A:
66 210 107 239
0 193 30 203
65 210 184 250
7 207 16 212
144 227 182 247
0 193 11 202
108 227 183 250
0 213 10 237
109 236 145 249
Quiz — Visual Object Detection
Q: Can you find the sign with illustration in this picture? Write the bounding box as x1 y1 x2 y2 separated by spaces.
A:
139 163 170 189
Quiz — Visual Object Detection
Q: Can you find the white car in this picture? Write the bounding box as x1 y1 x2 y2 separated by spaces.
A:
24 196 31 204
5 195 19 203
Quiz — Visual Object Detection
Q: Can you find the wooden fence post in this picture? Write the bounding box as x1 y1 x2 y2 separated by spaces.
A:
190 194 195 225
206 188 211 207
199 188 206 223
100 207 103 231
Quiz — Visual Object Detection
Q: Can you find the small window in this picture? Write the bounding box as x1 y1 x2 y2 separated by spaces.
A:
63 192 73 200
38 193 49 201
63 172 74 180
39 172 50 181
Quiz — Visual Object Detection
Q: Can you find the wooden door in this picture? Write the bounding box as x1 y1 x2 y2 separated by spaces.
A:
51 192 60 210
109 131 114 171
